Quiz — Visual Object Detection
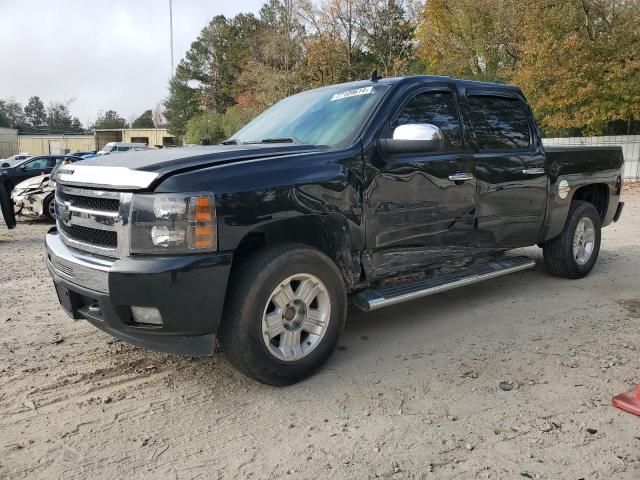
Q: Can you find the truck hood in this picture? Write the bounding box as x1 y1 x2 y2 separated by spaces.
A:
55 144 318 190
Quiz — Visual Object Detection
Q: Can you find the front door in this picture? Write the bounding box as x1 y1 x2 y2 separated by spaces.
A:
463 91 548 249
363 87 477 279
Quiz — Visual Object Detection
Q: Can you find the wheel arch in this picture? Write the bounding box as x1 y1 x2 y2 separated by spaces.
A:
570 183 609 222
543 181 609 241
231 213 358 288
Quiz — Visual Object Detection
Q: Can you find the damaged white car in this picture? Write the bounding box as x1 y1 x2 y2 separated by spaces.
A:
12 158 82 222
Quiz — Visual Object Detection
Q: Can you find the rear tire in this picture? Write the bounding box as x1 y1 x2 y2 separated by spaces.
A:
543 200 601 279
220 243 347 385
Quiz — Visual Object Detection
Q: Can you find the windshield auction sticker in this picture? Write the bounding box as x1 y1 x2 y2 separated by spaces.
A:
330 86 374 101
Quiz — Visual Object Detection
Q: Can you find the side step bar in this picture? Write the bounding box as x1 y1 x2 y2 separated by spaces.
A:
353 256 535 312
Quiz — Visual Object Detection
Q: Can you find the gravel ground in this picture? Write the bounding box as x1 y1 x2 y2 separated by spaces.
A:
1 187 639 480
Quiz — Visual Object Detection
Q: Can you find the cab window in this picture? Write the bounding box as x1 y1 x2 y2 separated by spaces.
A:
394 91 463 151
467 95 531 150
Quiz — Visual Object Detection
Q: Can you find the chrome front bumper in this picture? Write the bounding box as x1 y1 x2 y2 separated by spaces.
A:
45 228 114 293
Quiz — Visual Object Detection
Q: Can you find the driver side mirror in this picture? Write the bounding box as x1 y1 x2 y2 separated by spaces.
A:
1 162 9 168
378 123 445 155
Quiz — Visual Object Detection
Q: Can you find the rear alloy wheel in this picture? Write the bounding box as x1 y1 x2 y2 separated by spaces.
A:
221 244 347 385
572 217 596 266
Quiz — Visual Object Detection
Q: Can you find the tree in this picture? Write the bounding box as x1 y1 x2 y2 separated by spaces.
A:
416 0 520 81
299 0 372 86
163 76 200 138
131 109 155 128
92 110 129 129
0 102 9 128
357 0 417 77
46 102 74 132
24 96 47 128
0 99 27 130
184 111 226 145
511 0 640 135
152 103 165 127
70 117 84 133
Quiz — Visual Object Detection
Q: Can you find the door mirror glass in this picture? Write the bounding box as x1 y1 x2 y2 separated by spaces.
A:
379 123 445 155
1 163 9 168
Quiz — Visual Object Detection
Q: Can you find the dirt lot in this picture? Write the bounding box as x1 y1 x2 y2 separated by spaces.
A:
1 188 639 480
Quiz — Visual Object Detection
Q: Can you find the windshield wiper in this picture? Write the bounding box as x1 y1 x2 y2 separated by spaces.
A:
221 138 239 145
243 137 299 145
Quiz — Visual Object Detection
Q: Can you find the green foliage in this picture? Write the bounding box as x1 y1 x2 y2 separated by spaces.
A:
184 111 226 145
0 99 27 130
0 97 82 133
24 96 47 127
163 76 200 138
165 0 640 140
0 101 12 128
131 109 155 128
417 0 640 135
46 102 83 133
0 104 9 128
92 110 129 130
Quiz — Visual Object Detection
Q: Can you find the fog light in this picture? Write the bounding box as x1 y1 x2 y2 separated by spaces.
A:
131 306 163 325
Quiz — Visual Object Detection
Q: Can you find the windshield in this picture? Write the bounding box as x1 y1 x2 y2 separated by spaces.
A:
230 84 389 147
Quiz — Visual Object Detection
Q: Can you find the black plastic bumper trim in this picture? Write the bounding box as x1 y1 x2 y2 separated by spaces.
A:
613 201 624 223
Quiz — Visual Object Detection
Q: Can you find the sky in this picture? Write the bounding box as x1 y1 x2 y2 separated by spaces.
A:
0 0 265 126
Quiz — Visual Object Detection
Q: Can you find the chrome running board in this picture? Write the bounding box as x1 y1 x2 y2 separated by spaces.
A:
353 256 535 312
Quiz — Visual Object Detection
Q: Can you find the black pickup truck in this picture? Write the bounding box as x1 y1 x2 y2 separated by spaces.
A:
43 76 624 385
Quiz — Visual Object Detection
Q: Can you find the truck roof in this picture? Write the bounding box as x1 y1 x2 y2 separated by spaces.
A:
309 75 523 94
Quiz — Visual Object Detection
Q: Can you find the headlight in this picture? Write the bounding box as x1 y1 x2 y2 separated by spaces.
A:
130 193 217 254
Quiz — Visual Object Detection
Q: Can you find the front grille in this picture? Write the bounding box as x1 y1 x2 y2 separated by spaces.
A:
57 190 120 212
59 222 117 249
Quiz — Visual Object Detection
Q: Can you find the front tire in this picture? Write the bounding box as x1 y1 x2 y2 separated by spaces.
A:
44 194 56 222
220 244 347 385
543 200 601 279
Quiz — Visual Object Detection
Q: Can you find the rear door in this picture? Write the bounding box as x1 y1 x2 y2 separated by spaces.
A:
363 85 477 278
462 90 548 248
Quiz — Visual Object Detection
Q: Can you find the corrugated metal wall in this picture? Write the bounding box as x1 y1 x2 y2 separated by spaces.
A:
121 128 174 147
543 136 640 180
17 135 95 156
94 129 175 150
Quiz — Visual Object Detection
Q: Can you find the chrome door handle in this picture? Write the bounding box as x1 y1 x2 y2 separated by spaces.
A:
448 173 474 182
522 168 545 175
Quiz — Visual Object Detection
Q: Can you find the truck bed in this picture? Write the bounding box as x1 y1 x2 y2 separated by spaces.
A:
544 145 623 175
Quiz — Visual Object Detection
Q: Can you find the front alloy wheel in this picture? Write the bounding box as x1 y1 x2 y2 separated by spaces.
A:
262 273 331 361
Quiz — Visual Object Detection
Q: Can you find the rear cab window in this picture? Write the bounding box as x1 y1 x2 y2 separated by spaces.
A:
467 94 531 151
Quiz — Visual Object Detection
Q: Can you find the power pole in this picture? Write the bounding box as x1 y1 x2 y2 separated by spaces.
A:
169 0 175 77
